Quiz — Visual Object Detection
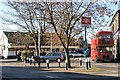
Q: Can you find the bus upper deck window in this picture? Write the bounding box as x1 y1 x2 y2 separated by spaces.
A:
106 35 111 38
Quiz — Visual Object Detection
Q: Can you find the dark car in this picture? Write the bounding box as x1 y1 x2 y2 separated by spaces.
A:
40 52 66 62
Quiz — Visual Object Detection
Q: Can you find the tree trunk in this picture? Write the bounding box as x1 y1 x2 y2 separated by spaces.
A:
35 40 39 56
65 48 71 68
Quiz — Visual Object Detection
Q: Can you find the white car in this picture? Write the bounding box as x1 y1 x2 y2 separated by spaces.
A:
69 51 84 58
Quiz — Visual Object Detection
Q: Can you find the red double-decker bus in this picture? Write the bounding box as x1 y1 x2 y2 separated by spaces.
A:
91 31 114 62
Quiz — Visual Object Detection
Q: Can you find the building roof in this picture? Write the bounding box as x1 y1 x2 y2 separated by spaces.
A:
109 9 120 27
4 31 23 43
4 32 13 43
0 31 6 41
3 31 81 46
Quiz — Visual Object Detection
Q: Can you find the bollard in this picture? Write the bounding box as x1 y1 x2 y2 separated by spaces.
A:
26 57 29 63
32 58 36 66
38 58 40 68
79 58 82 66
38 61 40 67
65 60 68 70
30 58 32 65
28 57 30 63
46 59 49 69
58 59 61 68
85 58 89 70
88 58 91 68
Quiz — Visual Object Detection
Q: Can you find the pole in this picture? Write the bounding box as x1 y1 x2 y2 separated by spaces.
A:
58 59 61 68
79 58 82 66
51 33 52 52
85 58 89 70
65 60 68 70
38 17 41 67
38 26 40 57
88 58 91 68
46 59 49 69
85 26 87 47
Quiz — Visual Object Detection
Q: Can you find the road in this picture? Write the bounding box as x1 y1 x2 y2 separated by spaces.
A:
0 59 119 80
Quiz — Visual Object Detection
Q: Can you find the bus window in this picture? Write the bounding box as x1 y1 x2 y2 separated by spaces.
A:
105 47 112 51
102 34 112 38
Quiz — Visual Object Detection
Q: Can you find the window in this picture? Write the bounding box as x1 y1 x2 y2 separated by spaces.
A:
58 53 61 56
53 53 59 56
101 34 112 38
47 53 53 56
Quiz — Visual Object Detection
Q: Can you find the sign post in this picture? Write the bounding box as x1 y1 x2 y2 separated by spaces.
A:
81 17 91 47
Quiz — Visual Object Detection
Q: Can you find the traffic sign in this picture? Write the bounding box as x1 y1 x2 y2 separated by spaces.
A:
83 47 90 56
81 17 91 25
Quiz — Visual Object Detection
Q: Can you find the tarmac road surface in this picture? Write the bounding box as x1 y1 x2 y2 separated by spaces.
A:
0 61 119 80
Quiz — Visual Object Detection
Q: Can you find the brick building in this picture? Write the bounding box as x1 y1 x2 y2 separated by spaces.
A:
109 10 120 61
3 31 82 57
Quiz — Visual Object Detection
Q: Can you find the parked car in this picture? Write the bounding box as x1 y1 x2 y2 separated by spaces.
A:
40 52 66 62
69 51 84 58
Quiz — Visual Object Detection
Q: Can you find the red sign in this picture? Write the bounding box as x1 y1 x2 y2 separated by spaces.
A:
81 17 91 25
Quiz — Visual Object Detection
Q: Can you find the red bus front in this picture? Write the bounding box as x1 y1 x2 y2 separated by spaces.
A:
91 31 114 62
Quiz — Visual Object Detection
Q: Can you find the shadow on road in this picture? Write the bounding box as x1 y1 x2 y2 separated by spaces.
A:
1 65 120 80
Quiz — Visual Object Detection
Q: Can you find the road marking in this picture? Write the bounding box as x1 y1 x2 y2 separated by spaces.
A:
31 71 49 74
45 75 60 78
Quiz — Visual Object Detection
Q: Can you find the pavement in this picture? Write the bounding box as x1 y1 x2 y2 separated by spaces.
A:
0 59 17 63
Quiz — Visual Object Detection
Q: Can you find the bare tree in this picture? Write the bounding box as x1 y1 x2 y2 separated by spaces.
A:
42 1 116 68
0 1 49 56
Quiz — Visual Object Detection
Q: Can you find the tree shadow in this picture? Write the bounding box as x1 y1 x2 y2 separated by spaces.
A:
1 66 119 80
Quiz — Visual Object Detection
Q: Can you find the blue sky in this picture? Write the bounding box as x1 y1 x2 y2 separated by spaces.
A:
0 0 20 31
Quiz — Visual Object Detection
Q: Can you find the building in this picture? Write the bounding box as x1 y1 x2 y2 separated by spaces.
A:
3 31 82 58
0 31 8 58
109 10 120 61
